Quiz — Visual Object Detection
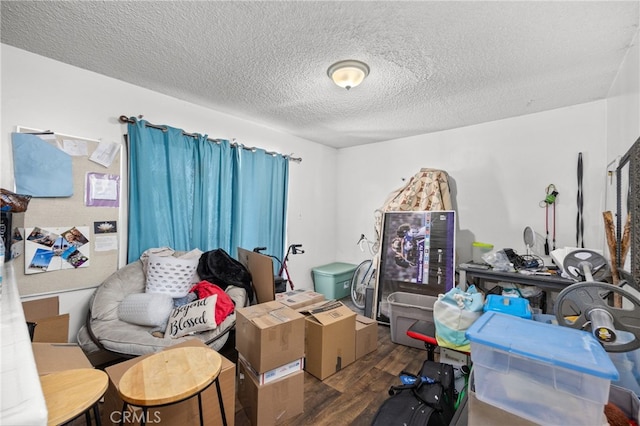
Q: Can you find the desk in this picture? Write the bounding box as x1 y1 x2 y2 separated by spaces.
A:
458 265 574 313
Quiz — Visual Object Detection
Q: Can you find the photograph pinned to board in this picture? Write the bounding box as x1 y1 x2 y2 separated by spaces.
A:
26 226 58 247
29 248 55 271
85 173 120 207
93 220 118 252
94 220 117 233
11 227 24 259
61 226 89 247
24 226 90 274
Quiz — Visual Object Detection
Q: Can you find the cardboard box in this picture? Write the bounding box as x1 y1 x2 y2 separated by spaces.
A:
238 353 304 385
275 289 325 310
22 296 69 343
468 390 536 426
237 356 304 426
32 343 92 375
235 301 305 373
609 384 640 423
302 300 356 380
238 247 276 304
355 314 377 360
102 340 235 426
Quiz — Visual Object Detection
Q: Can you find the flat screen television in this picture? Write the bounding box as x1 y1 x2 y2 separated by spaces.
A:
375 210 456 323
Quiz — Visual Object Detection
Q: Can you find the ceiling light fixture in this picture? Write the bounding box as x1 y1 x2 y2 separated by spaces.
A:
327 60 369 90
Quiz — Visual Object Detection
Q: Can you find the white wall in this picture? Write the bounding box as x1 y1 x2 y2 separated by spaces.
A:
607 21 640 164
605 25 640 271
3 23 639 341
335 24 640 272
336 102 609 265
1 45 337 340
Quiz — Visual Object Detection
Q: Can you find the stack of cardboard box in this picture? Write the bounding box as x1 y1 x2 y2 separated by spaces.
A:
22 296 69 343
258 290 378 382
235 301 306 425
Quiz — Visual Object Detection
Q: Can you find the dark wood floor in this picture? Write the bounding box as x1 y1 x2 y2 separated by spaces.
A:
220 304 428 426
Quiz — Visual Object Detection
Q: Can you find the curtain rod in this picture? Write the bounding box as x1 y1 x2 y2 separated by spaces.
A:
118 115 302 163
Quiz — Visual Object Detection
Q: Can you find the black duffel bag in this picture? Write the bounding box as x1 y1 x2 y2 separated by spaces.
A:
372 360 457 426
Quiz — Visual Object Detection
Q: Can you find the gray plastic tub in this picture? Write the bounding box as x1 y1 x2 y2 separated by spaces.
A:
388 292 437 349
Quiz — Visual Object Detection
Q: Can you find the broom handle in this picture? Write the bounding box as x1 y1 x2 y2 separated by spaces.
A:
603 212 618 282
603 211 622 308
621 214 631 263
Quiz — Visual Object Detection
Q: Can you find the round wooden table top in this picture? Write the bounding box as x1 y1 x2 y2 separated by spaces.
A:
118 346 222 407
39 368 108 426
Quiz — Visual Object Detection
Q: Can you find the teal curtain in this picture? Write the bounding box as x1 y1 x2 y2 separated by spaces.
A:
127 119 289 265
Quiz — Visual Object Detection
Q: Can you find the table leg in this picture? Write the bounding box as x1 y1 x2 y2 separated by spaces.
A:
198 392 204 426
119 402 127 426
141 407 147 426
94 402 102 426
215 378 228 426
458 270 467 290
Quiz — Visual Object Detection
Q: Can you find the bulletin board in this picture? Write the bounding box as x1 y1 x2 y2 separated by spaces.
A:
11 127 122 296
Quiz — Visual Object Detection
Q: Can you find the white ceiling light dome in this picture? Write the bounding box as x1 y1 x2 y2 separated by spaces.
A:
327 60 370 90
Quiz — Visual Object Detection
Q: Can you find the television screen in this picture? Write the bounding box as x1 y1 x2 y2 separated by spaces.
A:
375 210 456 323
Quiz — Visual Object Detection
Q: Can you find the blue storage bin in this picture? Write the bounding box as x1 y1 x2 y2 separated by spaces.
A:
483 295 532 319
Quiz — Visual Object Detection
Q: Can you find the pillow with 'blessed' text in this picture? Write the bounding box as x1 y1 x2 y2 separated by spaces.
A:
165 295 218 338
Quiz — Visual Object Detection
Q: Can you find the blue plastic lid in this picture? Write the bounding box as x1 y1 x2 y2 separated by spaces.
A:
483 295 532 319
466 311 619 380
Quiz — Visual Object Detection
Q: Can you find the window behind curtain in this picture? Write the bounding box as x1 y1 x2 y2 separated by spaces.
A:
126 119 288 269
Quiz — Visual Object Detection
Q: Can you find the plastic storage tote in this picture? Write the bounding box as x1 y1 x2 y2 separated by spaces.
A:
388 292 437 349
483 295 532 319
465 311 619 426
311 262 357 300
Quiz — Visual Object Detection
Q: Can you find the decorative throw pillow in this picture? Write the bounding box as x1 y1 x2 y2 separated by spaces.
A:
165 294 218 338
118 292 174 327
146 253 199 297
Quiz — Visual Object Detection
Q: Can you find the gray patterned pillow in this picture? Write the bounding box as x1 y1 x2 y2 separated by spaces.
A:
118 292 174 327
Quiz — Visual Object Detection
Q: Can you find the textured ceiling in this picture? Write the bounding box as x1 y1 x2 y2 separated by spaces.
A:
1 1 638 148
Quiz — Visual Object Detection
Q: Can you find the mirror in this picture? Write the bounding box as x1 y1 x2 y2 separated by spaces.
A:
523 226 535 253
616 136 640 285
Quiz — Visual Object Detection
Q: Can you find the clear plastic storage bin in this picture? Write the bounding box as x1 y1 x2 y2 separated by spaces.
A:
466 312 619 426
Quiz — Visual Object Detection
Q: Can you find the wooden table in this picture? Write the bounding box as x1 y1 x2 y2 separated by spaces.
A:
39 368 108 426
118 346 226 426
